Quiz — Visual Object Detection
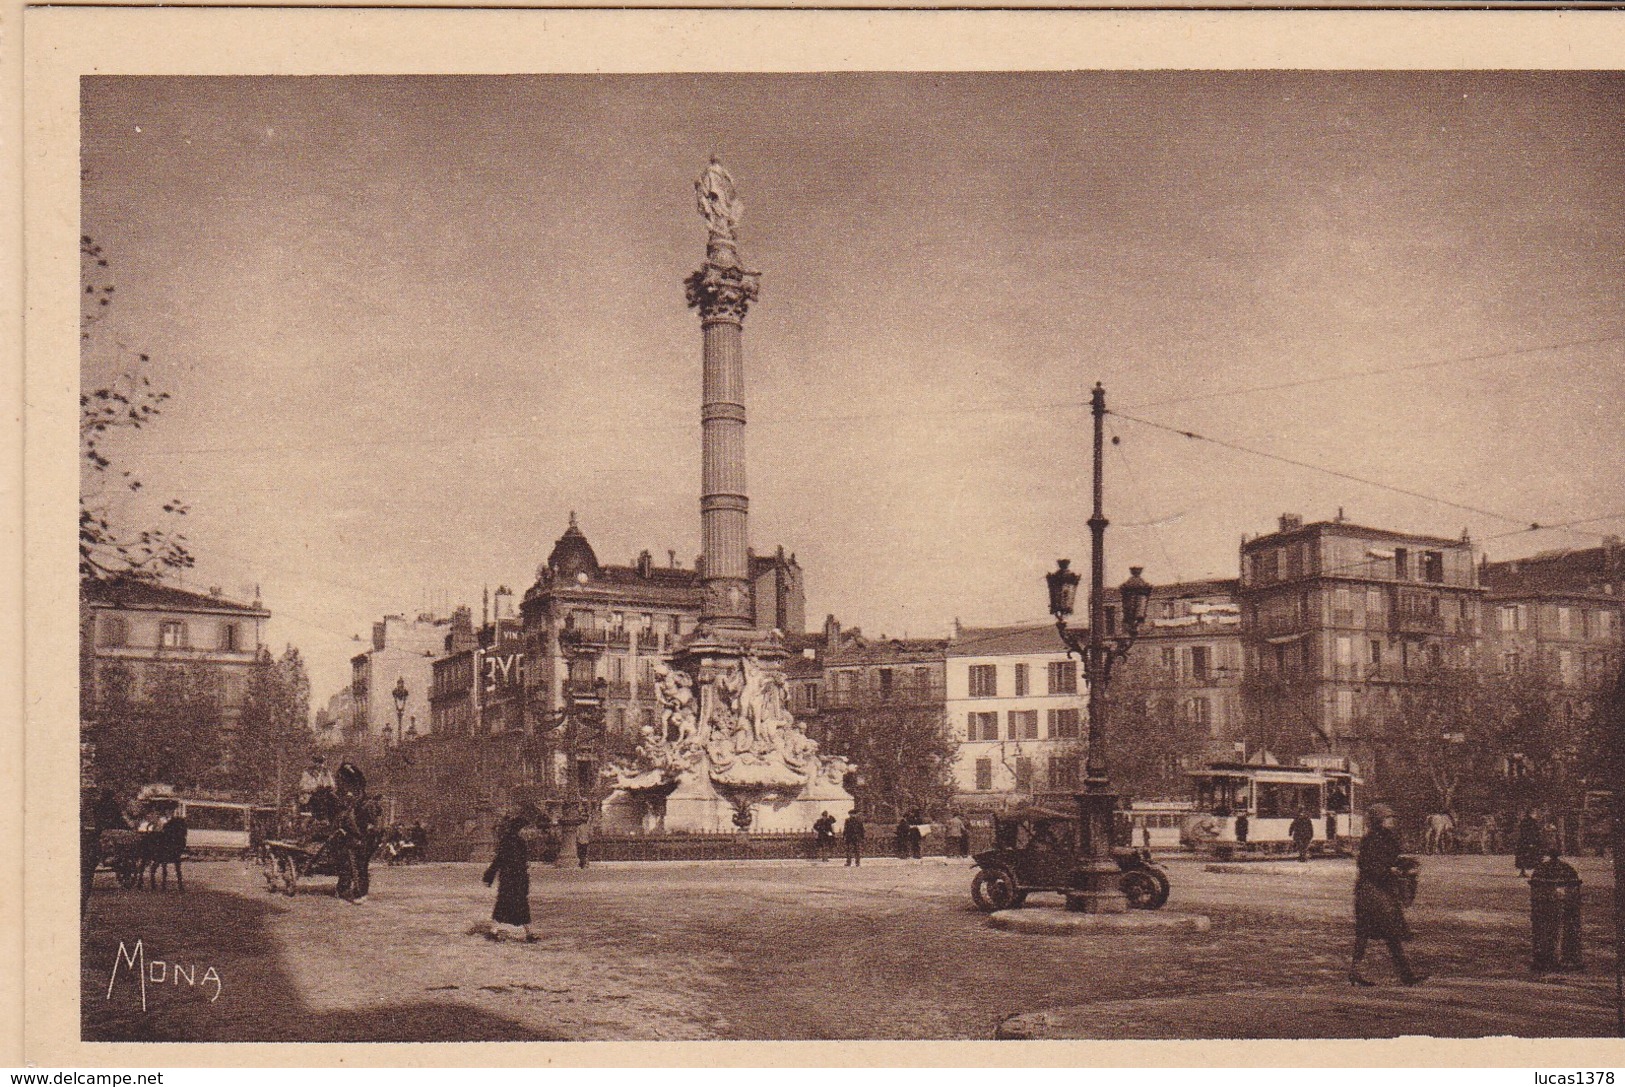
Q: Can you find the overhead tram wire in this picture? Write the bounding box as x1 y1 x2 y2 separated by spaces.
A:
1105 407 1620 541
1110 433 1184 584
1115 330 1625 413
129 331 1625 460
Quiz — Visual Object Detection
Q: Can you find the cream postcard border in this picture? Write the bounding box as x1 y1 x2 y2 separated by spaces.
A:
21 5 1625 1067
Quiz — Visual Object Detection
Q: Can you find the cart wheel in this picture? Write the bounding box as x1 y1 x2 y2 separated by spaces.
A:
972 868 1021 912
1121 869 1169 910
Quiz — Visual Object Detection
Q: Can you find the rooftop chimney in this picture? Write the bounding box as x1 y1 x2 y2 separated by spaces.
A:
637 550 653 577
1278 513 1303 533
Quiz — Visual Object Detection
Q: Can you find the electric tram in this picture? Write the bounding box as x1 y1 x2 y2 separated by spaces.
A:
1179 755 1363 857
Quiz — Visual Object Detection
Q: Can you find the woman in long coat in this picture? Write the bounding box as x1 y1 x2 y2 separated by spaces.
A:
1350 803 1426 987
482 816 537 941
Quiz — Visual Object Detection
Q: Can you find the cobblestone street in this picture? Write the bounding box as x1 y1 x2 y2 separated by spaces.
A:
82 853 1618 1042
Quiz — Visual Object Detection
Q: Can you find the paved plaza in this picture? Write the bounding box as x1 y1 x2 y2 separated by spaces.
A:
82 852 1618 1042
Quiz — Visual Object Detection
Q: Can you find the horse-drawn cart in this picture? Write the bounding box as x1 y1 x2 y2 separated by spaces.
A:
259 828 349 896
96 828 147 889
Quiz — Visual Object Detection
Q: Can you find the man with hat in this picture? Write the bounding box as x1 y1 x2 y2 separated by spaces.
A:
1350 802 1427 986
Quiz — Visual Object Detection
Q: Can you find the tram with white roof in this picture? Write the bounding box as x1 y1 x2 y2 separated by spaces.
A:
1179 755 1363 857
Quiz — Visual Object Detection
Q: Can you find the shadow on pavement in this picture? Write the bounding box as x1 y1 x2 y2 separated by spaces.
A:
82 879 560 1042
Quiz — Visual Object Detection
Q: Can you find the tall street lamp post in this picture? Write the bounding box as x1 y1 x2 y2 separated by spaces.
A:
391 677 409 748
1046 382 1154 913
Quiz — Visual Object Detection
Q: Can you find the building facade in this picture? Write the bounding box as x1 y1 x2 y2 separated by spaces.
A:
80 578 271 787
81 578 270 723
1237 514 1483 765
1480 542 1625 690
349 612 454 744
945 623 1087 809
1116 578 1245 761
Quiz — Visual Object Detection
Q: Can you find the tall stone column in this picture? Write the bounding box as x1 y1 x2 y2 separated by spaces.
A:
685 156 761 631
597 158 855 835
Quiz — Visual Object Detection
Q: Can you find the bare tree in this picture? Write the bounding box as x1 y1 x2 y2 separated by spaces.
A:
80 236 193 581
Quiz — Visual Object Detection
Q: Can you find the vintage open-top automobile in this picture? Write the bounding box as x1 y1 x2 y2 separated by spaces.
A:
970 801 1171 912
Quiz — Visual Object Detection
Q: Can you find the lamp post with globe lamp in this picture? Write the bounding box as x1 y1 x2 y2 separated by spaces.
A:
1045 382 1154 913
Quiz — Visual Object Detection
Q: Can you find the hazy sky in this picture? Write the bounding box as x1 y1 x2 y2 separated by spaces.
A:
81 72 1625 702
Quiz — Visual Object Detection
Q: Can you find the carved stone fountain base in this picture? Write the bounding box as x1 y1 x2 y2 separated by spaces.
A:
603 631 854 835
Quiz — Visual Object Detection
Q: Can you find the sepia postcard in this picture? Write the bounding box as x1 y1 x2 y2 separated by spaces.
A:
14 3 1625 1069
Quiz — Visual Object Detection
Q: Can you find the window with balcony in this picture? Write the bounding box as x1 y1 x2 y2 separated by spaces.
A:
1161 646 1176 673
1184 697 1211 729
878 668 894 700
975 759 993 791
1008 710 1038 740
100 615 127 647
1013 663 1029 697
968 664 997 698
1013 757 1034 793
1047 661 1077 694
1394 548 1409 580
1557 606 1573 639
967 711 999 741
1422 550 1444 583
159 620 187 649
1048 707 1080 738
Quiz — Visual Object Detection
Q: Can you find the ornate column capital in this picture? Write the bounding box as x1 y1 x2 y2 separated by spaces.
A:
685 262 761 325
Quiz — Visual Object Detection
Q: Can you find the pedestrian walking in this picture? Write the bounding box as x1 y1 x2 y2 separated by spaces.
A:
944 814 968 858
1477 813 1499 855
812 811 837 862
1349 803 1426 987
1289 810 1315 862
575 808 595 869
1233 810 1250 847
894 817 911 859
906 810 925 859
842 811 865 866
1515 810 1545 878
482 816 537 942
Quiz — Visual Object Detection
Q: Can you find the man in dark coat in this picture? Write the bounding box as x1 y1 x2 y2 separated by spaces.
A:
1289 810 1316 863
335 796 373 903
1350 803 1426 986
1515 811 1545 878
843 811 865 867
895 817 911 859
482 816 537 941
813 811 837 862
1233 811 1250 847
